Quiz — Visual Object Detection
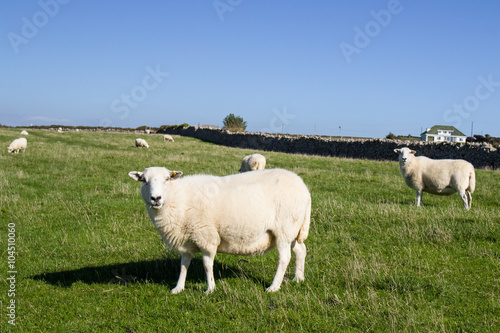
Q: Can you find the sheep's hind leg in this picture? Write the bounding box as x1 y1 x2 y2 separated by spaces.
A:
171 253 193 294
291 240 306 283
459 190 471 210
266 241 292 292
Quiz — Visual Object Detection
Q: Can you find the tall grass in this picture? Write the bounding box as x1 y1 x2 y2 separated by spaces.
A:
1 128 499 332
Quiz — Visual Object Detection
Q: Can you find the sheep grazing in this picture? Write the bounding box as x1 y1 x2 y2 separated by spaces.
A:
135 138 149 148
163 134 174 142
128 167 311 294
239 153 266 172
20 130 29 135
394 147 476 209
57 127 63 133
7 137 27 153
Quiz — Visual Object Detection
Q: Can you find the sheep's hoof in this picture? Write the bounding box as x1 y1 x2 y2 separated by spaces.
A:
265 285 280 293
292 276 305 283
204 287 215 294
171 287 184 294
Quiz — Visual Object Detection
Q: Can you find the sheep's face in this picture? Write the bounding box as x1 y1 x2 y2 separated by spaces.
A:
128 167 183 210
394 147 416 166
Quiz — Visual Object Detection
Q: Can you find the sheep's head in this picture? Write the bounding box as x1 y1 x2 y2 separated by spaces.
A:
128 167 183 210
394 147 416 166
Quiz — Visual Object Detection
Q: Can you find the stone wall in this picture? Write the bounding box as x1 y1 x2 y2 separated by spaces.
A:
158 126 500 170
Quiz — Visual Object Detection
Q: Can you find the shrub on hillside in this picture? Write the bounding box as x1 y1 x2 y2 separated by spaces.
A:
223 114 247 132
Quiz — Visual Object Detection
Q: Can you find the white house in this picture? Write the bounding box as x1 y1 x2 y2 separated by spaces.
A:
421 125 467 143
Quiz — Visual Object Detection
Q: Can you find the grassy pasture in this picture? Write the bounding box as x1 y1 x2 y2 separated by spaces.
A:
1 128 499 332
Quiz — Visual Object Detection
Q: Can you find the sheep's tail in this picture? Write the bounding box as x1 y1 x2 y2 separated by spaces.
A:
468 168 476 194
297 196 311 243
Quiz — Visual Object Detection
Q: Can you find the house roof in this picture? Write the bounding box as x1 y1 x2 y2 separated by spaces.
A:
421 125 466 137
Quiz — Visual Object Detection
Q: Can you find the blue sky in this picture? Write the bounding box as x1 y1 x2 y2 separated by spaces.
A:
2 1 500 138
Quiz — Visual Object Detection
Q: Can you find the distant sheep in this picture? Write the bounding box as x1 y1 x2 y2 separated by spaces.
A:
239 153 266 172
394 147 475 209
20 130 29 135
145 129 151 135
135 138 149 148
163 134 174 142
57 127 63 133
128 167 311 294
7 138 27 153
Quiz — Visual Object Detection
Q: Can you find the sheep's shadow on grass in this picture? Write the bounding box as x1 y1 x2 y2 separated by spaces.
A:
30 258 261 289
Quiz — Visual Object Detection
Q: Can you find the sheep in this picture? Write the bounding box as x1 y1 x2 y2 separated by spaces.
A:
135 138 149 148
57 127 63 133
163 134 174 142
394 147 475 209
239 153 266 172
128 167 311 294
7 138 27 153
20 130 29 135
145 129 151 135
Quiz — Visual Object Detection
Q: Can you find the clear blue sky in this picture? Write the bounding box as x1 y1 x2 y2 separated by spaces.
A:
2 1 500 138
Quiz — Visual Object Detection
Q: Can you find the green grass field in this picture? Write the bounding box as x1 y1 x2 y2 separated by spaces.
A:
1 128 499 332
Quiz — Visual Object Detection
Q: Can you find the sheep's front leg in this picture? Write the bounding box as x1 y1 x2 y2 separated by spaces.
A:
171 253 193 294
266 242 292 292
415 190 423 206
202 250 216 294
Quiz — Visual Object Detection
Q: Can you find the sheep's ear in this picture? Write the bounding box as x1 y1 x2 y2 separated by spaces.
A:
128 171 145 182
169 170 183 180
410 150 416 154
394 149 401 154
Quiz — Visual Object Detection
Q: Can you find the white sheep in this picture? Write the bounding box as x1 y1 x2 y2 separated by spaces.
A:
163 134 174 142
7 138 27 153
135 138 149 148
128 167 311 294
394 147 476 209
20 130 29 135
239 153 266 172
57 127 63 133
145 129 151 135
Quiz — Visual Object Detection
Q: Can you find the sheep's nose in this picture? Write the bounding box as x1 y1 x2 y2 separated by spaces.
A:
151 195 162 202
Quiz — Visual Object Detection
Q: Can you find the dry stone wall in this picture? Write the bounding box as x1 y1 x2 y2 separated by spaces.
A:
159 126 500 170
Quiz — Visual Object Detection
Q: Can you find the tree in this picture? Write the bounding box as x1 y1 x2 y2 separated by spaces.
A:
386 132 396 140
222 113 247 132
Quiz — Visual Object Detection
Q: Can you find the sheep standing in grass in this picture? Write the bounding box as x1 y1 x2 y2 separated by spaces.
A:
135 138 149 148
394 147 475 209
7 138 27 153
163 134 174 142
20 130 29 135
239 153 266 172
128 167 311 294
